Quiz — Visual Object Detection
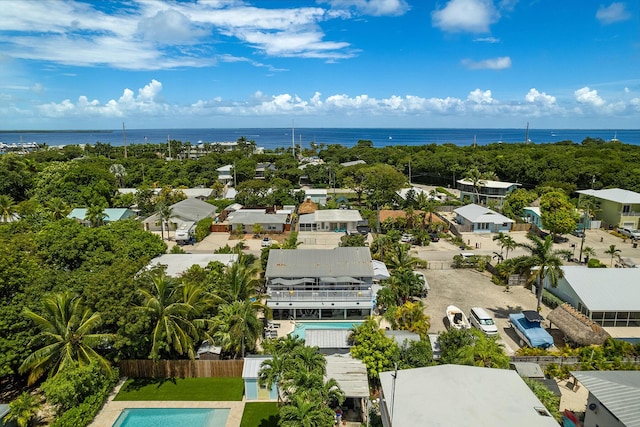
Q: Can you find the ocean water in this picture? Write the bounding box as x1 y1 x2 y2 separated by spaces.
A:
0 128 638 150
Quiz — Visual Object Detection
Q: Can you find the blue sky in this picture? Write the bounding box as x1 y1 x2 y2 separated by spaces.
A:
1 0 639 130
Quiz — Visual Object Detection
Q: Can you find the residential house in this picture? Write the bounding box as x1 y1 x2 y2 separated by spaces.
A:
180 187 214 200
142 198 217 232
67 208 136 226
577 188 640 229
264 247 375 320
457 179 520 206
379 365 558 427
226 211 289 233
146 253 237 277
340 160 366 167
304 188 328 205
298 209 363 232
242 356 278 401
572 371 640 427
217 164 233 185
325 355 369 425
523 206 543 228
453 203 514 233
255 162 276 179
543 266 640 340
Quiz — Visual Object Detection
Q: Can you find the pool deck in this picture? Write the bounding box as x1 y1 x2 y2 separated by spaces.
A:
90 379 247 427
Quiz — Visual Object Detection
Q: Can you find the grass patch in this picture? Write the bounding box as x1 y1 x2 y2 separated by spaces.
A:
240 402 279 427
114 377 244 401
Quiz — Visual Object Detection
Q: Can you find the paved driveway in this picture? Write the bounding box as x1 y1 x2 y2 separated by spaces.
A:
419 268 551 355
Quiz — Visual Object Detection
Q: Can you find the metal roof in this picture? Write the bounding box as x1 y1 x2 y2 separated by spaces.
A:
298 209 363 224
265 247 373 278
384 330 421 346
577 188 640 204
572 371 640 427
454 203 514 224
144 198 217 224
147 254 237 277
305 329 351 349
242 356 273 379
325 355 369 398
379 365 558 427
457 179 520 189
560 266 640 311
67 208 135 222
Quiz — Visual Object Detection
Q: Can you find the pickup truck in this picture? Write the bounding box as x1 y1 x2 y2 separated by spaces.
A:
619 228 640 240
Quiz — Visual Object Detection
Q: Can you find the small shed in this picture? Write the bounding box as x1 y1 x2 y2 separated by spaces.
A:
548 303 611 346
242 356 278 401
196 341 221 360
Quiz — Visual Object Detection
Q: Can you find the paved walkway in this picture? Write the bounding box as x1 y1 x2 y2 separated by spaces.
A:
89 379 246 427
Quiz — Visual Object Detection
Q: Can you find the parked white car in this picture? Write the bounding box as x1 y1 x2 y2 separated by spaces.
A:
261 237 273 247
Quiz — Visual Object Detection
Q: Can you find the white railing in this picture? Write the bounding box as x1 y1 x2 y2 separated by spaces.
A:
267 289 372 303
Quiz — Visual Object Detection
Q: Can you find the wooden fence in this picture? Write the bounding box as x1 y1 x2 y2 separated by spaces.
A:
119 359 244 378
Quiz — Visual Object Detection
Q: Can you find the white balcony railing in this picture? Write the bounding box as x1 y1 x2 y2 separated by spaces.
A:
267 289 372 303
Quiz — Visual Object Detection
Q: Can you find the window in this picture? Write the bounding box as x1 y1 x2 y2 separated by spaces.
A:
623 205 631 214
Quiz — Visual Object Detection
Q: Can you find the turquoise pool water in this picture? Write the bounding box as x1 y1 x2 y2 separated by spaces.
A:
112 408 229 427
291 321 363 340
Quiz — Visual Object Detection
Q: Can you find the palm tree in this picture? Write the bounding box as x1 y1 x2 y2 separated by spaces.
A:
3 392 40 427
604 244 622 267
386 244 420 271
136 271 198 360
85 205 107 227
212 300 263 358
0 194 16 222
517 234 571 311
582 246 597 263
45 197 70 220
279 394 335 427
109 163 127 187
218 261 262 303
157 203 173 240
493 232 517 259
259 336 306 404
19 292 114 385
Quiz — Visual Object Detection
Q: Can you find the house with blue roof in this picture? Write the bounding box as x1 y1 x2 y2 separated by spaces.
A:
67 208 136 226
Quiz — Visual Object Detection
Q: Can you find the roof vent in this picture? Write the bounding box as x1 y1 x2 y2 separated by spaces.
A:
534 407 551 417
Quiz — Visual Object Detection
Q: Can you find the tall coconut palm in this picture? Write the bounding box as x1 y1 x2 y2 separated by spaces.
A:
604 244 622 267
85 205 107 227
462 167 496 205
136 271 198 360
493 232 518 259
0 194 16 222
109 163 127 187
218 261 262 304
517 234 571 311
156 203 173 240
259 336 306 404
45 197 70 220
19 292 114 385
212 299 263 358
386 244 420 271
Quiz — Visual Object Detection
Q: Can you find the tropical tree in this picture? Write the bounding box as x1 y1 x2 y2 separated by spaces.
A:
462 167 496 204
386 244 422 271
349 317 399 383
157 203 174 241
3 392 40 427
212 299 264 358
388 300 430 337
85 204 107 227
45 197 70 220
540 190 579 238
136 271 198 360
0 194 16 222
582 246 597 263
109 163 127 187
278 394 335 427
217 260 262 303
604 244 622 267
492 232 517 259
19 292 114 385
517 234 571 311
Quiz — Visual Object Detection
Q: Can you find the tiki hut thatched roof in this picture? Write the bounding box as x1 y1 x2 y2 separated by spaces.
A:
298 199 318 215
547 303 610 346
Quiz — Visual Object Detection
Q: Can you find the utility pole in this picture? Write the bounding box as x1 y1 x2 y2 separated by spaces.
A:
167 134 172 160
408 159 412 184
291 120 295 158
122 122 127 159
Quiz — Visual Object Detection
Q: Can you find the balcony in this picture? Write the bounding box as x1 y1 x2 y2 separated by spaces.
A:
267 289 373 304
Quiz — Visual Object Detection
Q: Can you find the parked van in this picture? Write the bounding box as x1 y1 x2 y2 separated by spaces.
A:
469 307 498 336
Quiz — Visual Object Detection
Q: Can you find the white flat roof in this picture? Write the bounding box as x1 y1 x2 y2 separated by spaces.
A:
457 179 520 189
147 254 237 277
577 188 640 204
561 266 640 311
379 365 558 427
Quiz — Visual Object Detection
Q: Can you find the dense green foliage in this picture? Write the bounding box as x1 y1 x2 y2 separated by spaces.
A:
523 378 561 421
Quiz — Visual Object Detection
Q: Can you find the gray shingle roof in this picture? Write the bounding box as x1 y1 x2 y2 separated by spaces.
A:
265 247 373 278
573 371 640 427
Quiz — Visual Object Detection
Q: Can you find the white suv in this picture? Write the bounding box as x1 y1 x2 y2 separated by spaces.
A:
619 228 640 240
469 307 498 336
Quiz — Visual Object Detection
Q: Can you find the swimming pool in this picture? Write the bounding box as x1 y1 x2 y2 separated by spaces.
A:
112 408 230 427
291 321 363 340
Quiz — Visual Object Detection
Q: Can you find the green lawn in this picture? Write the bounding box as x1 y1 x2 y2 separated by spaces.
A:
114 377 244 401
240 402 279 427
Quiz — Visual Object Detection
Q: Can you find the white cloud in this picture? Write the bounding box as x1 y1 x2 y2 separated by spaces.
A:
432 0 499 33
596 2 631 25
462 56 512 70
322 0 411 16
574 87 606 107
467 89 494 104
473 36 500 43
525 88 556 106
137 8 208 44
